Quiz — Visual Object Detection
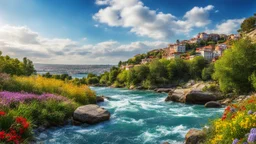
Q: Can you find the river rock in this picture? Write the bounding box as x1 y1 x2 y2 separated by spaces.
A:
96 96 105 103
185 91 217 104
73 105 110 124
155 88 173 93
219 98 233 105
185 129 205 144
165 89 187 103
204 101 222 108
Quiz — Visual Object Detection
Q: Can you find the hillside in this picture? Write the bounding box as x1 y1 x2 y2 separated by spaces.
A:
245 29 256 42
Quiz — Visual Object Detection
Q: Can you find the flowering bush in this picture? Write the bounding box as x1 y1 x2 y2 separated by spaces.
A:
0 111 32 144
3 75 96 104
0 91 68 106
206 95 256 143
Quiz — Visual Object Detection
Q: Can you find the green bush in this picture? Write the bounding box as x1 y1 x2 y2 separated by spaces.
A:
213 39 256 94
9 100 77 127
0 52 35 76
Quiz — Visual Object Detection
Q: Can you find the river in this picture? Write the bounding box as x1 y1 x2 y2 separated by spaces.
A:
36 87 223 144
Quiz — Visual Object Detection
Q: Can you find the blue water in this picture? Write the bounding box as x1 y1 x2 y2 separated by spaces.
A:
36 87 223 144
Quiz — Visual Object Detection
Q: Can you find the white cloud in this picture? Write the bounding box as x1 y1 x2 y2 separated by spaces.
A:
93 0 214 39
215 10 219 13
95 0 111 5
0 25 168 64
206 18 245 34
82 37 87 41
94 24 99 27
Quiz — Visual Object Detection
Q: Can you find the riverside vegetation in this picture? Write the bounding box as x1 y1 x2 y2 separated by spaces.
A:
0 52 96 143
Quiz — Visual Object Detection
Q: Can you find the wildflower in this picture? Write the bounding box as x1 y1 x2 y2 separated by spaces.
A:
232 138 239 144
248 110 253 115
248 133 256 143
250 128 256 133
0 111 5 116
0 131 5 139
15 117 26 124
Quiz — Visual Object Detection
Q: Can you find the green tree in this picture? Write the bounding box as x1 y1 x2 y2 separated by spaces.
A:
213 39 256 93
202 63 214 81
23 57 36 76
240 16 256 32
189 56 207 79
168 58 189 81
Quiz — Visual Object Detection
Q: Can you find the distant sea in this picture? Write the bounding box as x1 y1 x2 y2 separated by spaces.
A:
34 64 113 79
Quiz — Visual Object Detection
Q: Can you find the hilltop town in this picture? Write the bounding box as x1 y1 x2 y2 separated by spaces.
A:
120 32 240 70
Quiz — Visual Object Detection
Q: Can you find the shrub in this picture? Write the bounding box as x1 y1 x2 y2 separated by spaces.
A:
3 76 96 105
206 96 256 143
0 91 78 127
10 100 77 127
0 111 32 143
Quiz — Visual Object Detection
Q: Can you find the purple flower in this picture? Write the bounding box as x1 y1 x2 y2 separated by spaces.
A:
248 133 256 143
0 91 69 106
250 128 256 134
232 138 239 144
248 110 253 115
231 108 236 113
243 142 248 144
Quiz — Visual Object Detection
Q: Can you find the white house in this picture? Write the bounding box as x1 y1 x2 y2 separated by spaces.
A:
168 44 186 53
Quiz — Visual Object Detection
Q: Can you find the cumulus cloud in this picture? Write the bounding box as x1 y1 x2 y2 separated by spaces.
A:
206 18 245 34
0 25 168 64
93 0 214 39
95 0 111 5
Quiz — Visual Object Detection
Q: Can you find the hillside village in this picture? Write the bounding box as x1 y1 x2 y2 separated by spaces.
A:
121 32 240 70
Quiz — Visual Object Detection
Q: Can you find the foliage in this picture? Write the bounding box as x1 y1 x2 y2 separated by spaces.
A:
213 39 256 94
189 56 207 79
120 49 164 65
239 16 256 33
1 75 96 105
86 77 99 85
0 91 77 128
202 63 214 81
206 96 256 144
168 58 189 81
0 52 35 76
42 72 72 81
9 99 76 127
98 56 210 89
0 111 32 143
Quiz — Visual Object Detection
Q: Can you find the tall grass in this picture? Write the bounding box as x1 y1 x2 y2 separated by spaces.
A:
3 75 96 105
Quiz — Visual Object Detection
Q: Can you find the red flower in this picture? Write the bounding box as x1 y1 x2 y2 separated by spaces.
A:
15 117 26 124
22 122 29 129
0 131 5 139
222 115 227 120
0 111 6 116
241 106 246 111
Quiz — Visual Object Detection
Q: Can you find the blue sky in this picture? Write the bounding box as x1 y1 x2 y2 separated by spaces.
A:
0 0 254 64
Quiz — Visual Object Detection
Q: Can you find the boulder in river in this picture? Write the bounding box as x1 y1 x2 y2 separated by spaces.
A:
204 101 222 108
165 89 187 103
185 129 205 144
185 91 217 104
73 104 110 125
155 88 173 93
96 96 105 103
